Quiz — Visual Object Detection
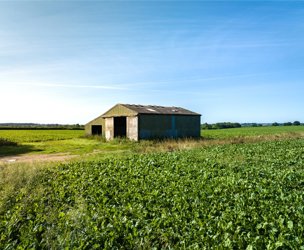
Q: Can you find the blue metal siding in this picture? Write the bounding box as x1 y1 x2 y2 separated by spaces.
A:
138 114 200 139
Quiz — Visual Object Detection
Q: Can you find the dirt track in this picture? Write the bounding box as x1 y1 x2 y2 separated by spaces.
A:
0 153 75 164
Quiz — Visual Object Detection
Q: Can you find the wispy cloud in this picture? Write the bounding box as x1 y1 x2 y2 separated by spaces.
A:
1 1 303 123
10 82 128 90
112 69 303 87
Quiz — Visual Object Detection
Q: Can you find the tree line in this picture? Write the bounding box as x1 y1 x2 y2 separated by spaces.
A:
202 122 242 130
272 121 301 126
0 123 84 130
202 121 302 130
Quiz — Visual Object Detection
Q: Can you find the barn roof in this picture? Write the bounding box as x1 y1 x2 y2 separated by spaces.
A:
119 104 200 116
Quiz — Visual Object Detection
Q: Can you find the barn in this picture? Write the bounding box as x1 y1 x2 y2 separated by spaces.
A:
84 114 105 136
85 104 201 141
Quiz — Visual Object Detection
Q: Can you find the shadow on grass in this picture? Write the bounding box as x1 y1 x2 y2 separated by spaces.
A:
0 144 42 157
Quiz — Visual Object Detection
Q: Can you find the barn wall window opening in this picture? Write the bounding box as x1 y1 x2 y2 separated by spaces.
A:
91 125 102 136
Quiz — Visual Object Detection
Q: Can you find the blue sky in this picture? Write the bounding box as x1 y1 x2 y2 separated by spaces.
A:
0 1 303 124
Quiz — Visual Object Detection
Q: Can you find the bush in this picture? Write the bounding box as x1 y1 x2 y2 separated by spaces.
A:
293 121 301 126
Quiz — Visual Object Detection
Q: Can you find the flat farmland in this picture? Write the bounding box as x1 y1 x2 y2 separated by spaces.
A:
0 126 304 248
0 126 303 159
0 129 83 143
202 125 304 139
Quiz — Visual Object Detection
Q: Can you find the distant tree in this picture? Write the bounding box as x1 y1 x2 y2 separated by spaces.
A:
293 121 301 126
201 122 243 130
272 122 279 126
212 123 221 129
212 122 241 129
201 123 212 130
283 122 292 126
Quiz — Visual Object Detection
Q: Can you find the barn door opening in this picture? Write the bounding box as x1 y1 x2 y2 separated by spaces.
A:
114 117 127 138
92 125 102 136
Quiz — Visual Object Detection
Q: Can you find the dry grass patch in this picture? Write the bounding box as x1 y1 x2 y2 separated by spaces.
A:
136 131 304 153
0 161 53 214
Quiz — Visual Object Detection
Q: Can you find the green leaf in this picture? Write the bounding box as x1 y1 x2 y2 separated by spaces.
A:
288 220 293 230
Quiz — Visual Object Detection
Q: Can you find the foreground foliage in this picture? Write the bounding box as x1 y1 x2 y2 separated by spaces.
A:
1 138 303 249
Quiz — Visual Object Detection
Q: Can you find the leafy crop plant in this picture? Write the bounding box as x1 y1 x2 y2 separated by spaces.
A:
1 139 304 249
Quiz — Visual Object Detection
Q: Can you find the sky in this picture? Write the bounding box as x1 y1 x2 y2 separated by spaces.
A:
0 0 303 124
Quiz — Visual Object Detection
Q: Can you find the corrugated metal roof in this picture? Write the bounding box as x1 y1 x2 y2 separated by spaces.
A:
120 104 200 116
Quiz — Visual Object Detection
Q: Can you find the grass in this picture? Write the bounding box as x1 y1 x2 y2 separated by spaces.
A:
0 129 83 143
0 161 53 213
0 126 304 159
202 125 304 139
0 138 17 147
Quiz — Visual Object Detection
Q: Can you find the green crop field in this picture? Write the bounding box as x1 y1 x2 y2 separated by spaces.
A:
0 129 83 143
0 126 304 248
202 125 304 139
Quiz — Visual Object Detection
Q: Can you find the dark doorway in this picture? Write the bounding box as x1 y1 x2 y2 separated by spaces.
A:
92 125 102 136
114 117 127 137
